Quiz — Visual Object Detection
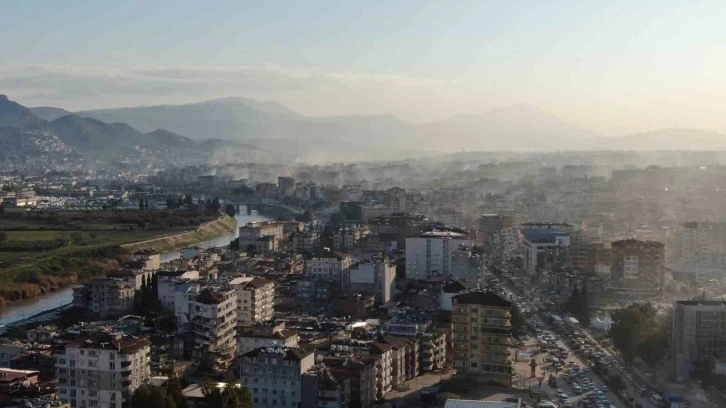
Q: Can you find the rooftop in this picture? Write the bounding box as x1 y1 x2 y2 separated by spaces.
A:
453 291 512 308
523 228 569 242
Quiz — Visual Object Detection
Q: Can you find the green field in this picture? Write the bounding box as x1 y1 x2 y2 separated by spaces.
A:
0 208 225 304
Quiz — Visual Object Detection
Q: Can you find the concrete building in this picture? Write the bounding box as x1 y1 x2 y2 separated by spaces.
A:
674 221 726 278
333 229 362 251
301 366 351 408
156 270 200 311
72 279 135 318
477 211 515 246
571 241 612 275
451 291 512 386
347 259 396 304
0 344 25 368
306 251 354 287
522 228 571 275
383 318 448 372
405 230 473 280
611 239 665 295
292 232 321 253
278 176 296 196
239 222 285 249
451 245 486 281
229 277 275 326
321 356 375 408
239 346 315 408
238 323 299 355
384 187 407 213
174 286 237 367
673 300 726 382
55 334 151 408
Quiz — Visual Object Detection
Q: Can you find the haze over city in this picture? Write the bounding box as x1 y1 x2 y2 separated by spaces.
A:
3 1 726 137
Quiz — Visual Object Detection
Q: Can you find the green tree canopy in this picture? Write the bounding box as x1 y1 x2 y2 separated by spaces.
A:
129 384 176 408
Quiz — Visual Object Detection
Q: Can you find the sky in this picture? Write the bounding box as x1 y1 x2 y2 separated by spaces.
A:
2 0 726 135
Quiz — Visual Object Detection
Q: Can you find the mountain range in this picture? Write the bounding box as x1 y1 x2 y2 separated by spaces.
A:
3 93 726 165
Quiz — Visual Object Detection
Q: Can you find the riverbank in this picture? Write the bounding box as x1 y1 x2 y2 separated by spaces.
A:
0 215 237 306
120 214 237 253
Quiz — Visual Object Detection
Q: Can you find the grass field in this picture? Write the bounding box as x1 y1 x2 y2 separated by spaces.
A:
0 209 234 304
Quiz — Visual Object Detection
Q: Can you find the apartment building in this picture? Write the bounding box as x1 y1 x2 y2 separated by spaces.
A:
673 300 726 382
380 335 419 386
301 366 351 408
611 239 665 295
333 229 363 251
451 291 512 386
405 230 473 280
291 232 320 253
278 176 295 196
675 221 726 278
321 356 375 408
156 270 200 311
347 259 396 304
55 334 151 408
238 323 299 355
239 222 285 249
522 228 571 275
383 318 448 372
72 279 135 318
174 286 237 367
451 245 486 281
476 211 514 246
239 346 315 408
306 251 354 286
229 277 274 326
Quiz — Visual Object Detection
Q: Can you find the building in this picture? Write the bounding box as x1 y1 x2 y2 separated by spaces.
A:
238 323 299 355
156 270 200 311
72 279 135 318
278 176 296 196
674 221 726 278
333 295 375 319
301 366 351 408
174 286 237 367
333 229 362 251
443 400 520 408
477 211 514 246
405 230 473 280
383 317 448 372
522 228 571 275
239 346 315 408
451 245 486 281
384 187 407 213
292 232 321 253
451 291 512 386
239 222 285 249
321 356 375 408
611 239 665 295
380 335 419 386
0 368 39 399
306 251 354 286
570 241 612 275
347 259 396 304
0 344 25 368
229 277 275 326
55 334 151 408
673 300 726 382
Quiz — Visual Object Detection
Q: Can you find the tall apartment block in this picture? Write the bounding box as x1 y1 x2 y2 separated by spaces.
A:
55 334 151 408
240 346 315 408
174 286 237 368
611 238 665 296
72 279 135 318
673 300 726 382
476 211 514 246
229 277 275 326
405 230 472 280
451 291 512 386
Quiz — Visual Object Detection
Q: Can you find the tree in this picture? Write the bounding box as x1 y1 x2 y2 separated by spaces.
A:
164 366 186 408
141 274 148 290
139 199 145 210
224 204 236 217
129 384 176 408
0 231 6 247
211 197 221 213
510 304 525 338
202 378 251 408
610 303 659 362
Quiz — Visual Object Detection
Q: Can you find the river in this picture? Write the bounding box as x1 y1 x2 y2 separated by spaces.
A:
0 208 270 326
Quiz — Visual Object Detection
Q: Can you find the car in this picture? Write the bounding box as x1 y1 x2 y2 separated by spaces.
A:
537 401 557 408
601 385 608 392
573 385 583 395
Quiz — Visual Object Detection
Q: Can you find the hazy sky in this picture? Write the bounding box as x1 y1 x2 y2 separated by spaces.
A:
2 1 726 135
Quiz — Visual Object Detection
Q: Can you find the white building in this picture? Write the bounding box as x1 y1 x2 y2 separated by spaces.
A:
239 222 285 249
451 245 486 281
156 270 200 311
347 260 396 304
229 277 275 326
522 228 570 275
305 251 354 286
238 323 299 354
55 334 150 408
405 230 472 280
240 346 315 408
174 285 237 365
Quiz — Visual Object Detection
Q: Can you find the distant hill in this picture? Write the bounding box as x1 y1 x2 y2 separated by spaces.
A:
417 103 599 151
30 106 73 121
0 95 46 128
